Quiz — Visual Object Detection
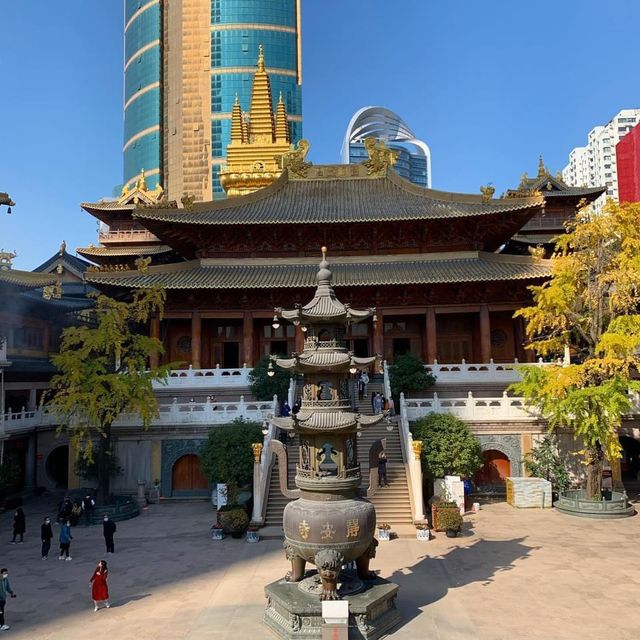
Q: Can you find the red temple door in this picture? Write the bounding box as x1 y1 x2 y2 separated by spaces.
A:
474 450 511 486
172 454 209 493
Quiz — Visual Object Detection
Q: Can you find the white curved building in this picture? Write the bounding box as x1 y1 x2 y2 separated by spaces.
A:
341 106 432 187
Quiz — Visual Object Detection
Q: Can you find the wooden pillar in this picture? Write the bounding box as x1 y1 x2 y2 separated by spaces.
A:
373 312 383 356
426 307 437 364
191 311 201 369
243 312 254 366
480 305 491 363
515 315 534 362
150 316 160 369
295 325 305 354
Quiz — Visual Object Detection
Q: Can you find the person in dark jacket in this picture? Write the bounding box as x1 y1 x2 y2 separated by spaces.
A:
377 451 389 487
10 509 25 544
0 568 17 631
82 493 95 527
102 515 117 554
40 517 53 560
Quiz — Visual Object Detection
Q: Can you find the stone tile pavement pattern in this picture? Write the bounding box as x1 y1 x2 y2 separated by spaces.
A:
0 494 639 639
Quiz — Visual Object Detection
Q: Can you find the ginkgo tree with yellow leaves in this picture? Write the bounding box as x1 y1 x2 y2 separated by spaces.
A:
46 288 171 505
511 200 640 499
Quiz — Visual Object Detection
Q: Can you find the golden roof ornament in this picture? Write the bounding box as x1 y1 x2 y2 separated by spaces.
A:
281 139 311 178
181 193 196 210
362 138 399 177
59 240 66 256
137 168 148 192
480 184 495 202
537 155 548 178
134 256 152 273
0 250 17 271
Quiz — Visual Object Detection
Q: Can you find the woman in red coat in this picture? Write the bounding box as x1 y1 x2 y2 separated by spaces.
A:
90 560 110 611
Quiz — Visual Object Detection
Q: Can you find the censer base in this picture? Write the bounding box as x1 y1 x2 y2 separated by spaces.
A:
263 572 401 639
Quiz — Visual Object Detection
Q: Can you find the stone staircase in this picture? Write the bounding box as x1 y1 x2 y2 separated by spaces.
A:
264 436 299 526
263 380 414 526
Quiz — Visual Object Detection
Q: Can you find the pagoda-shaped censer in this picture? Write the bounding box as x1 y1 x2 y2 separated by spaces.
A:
263 248 401 639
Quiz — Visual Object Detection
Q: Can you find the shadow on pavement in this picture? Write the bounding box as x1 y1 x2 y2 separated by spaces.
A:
109 593 152 608
389 536 537 625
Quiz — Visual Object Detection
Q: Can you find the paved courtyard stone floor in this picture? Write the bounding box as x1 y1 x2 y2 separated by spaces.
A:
0 492 639 640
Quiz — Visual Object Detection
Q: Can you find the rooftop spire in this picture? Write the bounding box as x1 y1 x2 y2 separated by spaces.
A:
317 246 332 285
275 92 290 143
230 94 244 143
248 45 275 142
538 155 547 178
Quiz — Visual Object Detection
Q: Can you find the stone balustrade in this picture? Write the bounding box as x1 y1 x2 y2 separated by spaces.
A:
402 391 539 422
1 395 277 435
152 364 252 389
423 358 553 384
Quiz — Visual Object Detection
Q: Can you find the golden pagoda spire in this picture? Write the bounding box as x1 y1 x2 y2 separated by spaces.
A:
537 155 548 178
138 168 147 191
248 45 275 142
275 92 290 143
231 94 244 143
219 45 300 197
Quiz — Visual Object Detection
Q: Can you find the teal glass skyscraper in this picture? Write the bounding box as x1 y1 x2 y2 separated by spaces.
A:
123 0 162 191
123 0 302 200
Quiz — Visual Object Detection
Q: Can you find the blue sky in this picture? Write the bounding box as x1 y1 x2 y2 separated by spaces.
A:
1 0 639 268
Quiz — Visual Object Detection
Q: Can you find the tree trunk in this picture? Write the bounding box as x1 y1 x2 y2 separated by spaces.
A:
97 422 113 506
584 446 603 500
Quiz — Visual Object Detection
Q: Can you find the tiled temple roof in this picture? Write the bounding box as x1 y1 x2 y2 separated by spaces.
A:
133 168 544 227
85 251 550 289
0 269 56 289
77 244 172 258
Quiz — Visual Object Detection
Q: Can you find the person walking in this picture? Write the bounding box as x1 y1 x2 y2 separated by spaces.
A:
10 509 25 544
0 568 17 631
360 371 369 399
41 517 53 560
59 520 73 561
377 450 389 487
374 393 383 414
82 493 95 527
388 396 395 417
90 560 110 612
102 516 116 554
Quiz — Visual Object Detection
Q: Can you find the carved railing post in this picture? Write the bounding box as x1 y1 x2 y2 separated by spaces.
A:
269 440 300 499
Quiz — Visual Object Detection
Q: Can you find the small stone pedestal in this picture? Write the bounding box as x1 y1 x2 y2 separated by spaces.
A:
264 574 401 640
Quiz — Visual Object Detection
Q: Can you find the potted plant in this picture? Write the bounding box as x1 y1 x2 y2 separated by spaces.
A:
377 522 391 541
415 524 430 541
217 483 250 538
246 525 260 543
430 497 461 532
438 509 463 538
210 523 224 541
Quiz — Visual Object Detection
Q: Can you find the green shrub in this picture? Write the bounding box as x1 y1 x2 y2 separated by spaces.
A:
389 353 435 398
524 435 571 494
199 419 262 504
412 412 483 479
437 508 463 531
249 355 291 401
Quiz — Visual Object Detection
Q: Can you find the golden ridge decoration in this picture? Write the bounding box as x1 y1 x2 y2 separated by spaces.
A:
480 185 495 202
362 138 399 177
281 139 311 178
